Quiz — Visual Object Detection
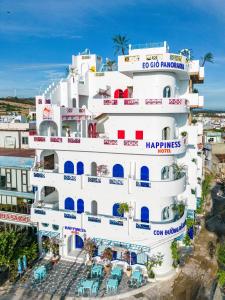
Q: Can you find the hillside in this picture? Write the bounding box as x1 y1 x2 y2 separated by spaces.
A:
0 97 35 116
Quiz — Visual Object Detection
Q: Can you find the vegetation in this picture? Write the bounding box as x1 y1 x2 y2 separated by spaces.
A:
183 234 191 247
0 229 38 280
186 218 195 229
217 243 225 266
117 202 130 216
42 237 59 256
201 52 214 67
145 253 164 278
101 247 113 264
181 131 188 137
217 270 225 288
112 34 129 55
171 240 180 268
202 173 214 201
172 163 186 180
172 203 185 218
83 238 97 261
106 59 116 71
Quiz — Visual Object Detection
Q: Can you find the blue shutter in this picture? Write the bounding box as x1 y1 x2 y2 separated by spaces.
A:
64 161 74 174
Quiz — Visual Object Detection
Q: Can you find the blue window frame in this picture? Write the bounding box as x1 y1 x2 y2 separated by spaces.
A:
65 197 75 210
112 164 124 178
141 206 149 223
140 166 149 181
77 161 84 175
112 203 124 217
64 161 74 174
77 199 84 214
75 235 84 249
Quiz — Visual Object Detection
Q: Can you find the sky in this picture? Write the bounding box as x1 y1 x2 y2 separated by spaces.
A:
0 0 224 110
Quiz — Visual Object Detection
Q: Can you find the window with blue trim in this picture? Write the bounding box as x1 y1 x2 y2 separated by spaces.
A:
77 199 84 213
141 206 149 223
64 161 74 174
140 166 149 181
112 164 124 178
65 197 75 210
77 161 84 175
112 203 124 217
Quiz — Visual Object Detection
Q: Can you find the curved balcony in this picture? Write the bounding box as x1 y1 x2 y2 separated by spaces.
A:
29 135 187 156
89 98 189 114
132 209 187 241
118 52 189 79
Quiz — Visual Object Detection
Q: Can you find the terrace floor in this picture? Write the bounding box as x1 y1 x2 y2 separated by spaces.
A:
8 259 148 299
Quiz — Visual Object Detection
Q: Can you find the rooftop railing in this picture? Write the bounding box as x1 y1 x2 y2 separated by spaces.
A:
130 42 164 50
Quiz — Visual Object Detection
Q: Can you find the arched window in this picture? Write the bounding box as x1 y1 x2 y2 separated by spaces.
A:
112 203 124 217
163 86 171 98
162 127 170 140
88 123 95 138
64 161 74 174
75 235 84 249
131 252 137 265
140 166 149 181
114 89 123 98
141 206 149 223
91 162 97 176
77 199 84 214
162 206 170 220
65 197 75 210
91 200 98 215
112 164 124 178
161 166 170 180
77 161 84 175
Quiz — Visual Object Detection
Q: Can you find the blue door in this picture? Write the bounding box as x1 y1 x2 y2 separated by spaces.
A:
112 251 117 260
141 207 149 223
112 203 124 217
65 197 75 210
64 161 74 174
140 166 149 181
131 252 137 265
77 161 84 175
77 199 84 214
112 164 124 178
75 235 84 249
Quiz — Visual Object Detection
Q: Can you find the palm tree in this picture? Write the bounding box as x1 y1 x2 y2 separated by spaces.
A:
201 52 214 67
112 35 129 55
106 59 116 71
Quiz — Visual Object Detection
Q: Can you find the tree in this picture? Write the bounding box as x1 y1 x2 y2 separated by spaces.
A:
171 240 180 268
202 173 214 201
112 35 129 55
83 238 97 262
201 52 214 67
118 202 130 216
106 59 116 71
145 253 164 278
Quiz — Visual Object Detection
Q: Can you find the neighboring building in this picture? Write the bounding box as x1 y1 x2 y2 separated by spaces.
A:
0 114 36 149
205 131 223 144
30 41 204 276
0 148 35 230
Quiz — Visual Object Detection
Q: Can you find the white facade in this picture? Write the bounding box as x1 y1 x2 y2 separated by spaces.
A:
30 42 204 276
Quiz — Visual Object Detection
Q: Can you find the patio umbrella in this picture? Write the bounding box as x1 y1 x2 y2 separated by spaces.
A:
17 258 23 275
23 255 27 271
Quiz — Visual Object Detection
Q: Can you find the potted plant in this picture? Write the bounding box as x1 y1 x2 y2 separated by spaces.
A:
101 248 113 273
171 240 180 268
83 238 97 265
181 131 188 137
172 163 186 180
117 202 130 217
145 253 164 281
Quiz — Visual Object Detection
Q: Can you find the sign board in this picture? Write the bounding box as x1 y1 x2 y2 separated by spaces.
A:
0 211 31 225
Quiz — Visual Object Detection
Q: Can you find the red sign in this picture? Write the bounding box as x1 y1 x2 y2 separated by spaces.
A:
169 99 183 105
104 99 118 105
124 99 139 105
50 137 62 143
104 139 118 145
124 140 138 146
68 138 81 143
0 212 31 224
34 136 45 142
145 99 162 105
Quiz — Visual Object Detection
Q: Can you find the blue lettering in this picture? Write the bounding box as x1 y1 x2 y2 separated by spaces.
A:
146 142 151 148
155 142 159 148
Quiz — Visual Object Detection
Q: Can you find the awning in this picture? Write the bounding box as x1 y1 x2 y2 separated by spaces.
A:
39 230 60 238
92 237 150 253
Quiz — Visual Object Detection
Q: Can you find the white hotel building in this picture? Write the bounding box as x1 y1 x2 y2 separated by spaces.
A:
30 42 204 276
